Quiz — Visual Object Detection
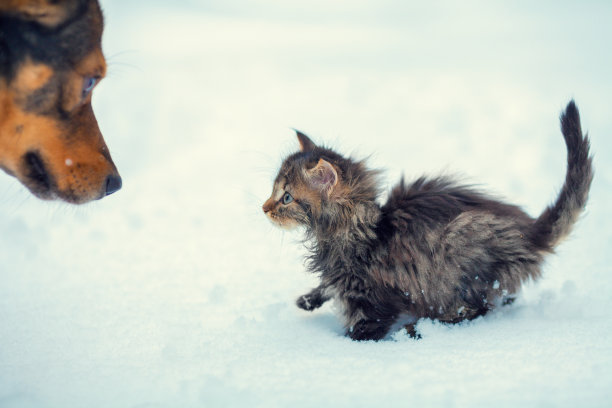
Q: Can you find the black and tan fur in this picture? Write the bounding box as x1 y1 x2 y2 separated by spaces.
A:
0 0 121 203
263 101 593 340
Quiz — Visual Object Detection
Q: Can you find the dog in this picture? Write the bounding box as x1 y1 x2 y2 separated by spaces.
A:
0 0 121 204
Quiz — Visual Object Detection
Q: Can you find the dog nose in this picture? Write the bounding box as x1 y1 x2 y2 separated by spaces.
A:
105 174 122 195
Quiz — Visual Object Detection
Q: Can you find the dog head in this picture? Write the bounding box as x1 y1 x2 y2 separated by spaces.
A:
0 0 121 204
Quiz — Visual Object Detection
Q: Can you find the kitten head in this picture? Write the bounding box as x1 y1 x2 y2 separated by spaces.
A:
262 131 380 230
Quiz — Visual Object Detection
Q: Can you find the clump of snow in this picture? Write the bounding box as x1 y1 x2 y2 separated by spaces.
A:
1 1 612 407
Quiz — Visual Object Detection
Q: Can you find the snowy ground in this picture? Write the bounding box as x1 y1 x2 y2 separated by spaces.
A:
1 1 611 407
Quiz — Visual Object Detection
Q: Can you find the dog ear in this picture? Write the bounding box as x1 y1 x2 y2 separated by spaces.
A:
294 129 317 152
0 0 82 28
306 159 338 196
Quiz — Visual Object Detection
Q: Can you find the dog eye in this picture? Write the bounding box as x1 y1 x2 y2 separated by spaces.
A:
82 77 98 97
281 192 293 205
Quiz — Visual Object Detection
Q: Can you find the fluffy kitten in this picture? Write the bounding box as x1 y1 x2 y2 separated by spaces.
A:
263 100 593 340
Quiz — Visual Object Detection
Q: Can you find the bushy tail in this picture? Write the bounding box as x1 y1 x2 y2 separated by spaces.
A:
530 100 594 250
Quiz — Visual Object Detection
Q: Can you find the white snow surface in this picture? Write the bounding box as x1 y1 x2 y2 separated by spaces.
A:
1 1 611 407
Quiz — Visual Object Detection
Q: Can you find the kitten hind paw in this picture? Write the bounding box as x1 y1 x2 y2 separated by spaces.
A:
347 320 390 341
404 323 422 340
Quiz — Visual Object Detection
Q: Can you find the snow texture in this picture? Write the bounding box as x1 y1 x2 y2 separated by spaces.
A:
1 1 612 407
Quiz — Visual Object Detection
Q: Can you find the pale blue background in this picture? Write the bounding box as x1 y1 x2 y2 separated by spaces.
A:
1 1 611 407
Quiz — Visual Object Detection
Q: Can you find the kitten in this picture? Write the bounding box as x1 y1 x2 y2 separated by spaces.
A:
262 100 593 340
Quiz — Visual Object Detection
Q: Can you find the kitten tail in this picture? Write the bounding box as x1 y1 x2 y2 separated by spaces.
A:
530 100 594 249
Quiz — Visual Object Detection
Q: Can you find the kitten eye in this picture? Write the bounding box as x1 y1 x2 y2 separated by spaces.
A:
281 192 294 205
82 76 99 98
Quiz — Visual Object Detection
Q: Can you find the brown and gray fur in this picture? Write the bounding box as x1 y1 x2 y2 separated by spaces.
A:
262 100 593 341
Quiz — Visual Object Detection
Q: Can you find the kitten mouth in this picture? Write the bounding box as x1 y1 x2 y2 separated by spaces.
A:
266 213 299 230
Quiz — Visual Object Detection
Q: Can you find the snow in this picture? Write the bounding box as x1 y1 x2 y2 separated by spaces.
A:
1 1 612 407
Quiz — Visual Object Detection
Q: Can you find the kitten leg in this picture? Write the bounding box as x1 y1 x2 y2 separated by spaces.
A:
343 291 398 340
296 284 331 311
347 318 394 341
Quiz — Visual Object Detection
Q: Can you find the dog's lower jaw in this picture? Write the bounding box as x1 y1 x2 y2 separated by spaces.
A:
0 163 15 177
25 184 105 204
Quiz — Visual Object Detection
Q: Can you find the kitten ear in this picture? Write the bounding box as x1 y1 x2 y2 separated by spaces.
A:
294 129 317 152
306 159 338 195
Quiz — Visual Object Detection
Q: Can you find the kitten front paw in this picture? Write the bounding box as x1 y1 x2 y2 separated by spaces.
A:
296 294 319 311
296 286 331 311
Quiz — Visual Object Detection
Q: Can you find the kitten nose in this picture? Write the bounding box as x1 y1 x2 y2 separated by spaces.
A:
262 199 274 213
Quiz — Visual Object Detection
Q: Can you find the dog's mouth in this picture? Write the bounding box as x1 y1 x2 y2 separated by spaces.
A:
19 150 122 204
22 150 55 200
